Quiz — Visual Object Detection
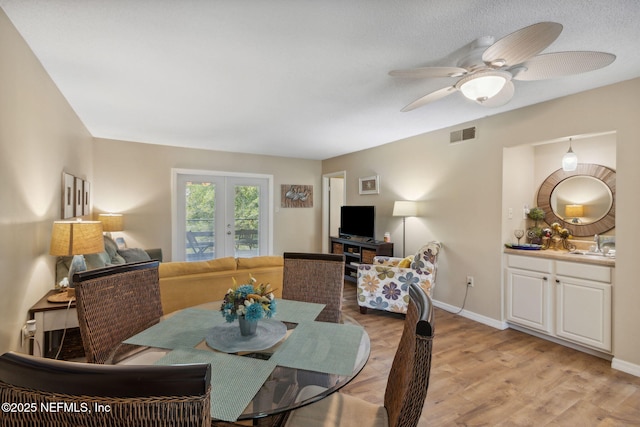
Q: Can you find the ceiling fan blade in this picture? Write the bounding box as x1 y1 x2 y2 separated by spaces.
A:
476 80 514 107
389 66 467 78
512 51 616 81
483 22 563 67
401 86 457 112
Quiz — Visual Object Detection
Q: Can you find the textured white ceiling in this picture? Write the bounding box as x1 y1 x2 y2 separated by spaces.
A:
2 0 640 160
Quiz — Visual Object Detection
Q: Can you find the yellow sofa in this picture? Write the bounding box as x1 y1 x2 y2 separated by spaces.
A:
158 256 284 315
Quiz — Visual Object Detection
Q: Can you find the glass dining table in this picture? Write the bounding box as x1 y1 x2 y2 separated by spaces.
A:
109 299 370 425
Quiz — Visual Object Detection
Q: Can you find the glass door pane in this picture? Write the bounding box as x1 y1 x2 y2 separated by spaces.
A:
232 184 260 257
184 180 216 261
174 171 271 261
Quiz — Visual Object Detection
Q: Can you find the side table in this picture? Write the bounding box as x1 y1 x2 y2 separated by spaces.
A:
27 290 81 359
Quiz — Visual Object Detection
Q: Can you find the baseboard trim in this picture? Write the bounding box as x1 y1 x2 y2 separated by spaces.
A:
432 299 508 330
611 358 640 377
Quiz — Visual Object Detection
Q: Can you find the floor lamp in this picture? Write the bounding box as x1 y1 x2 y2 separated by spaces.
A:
392 201 417 257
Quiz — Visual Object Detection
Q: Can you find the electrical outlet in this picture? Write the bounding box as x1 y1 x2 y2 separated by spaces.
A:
466 276 474 287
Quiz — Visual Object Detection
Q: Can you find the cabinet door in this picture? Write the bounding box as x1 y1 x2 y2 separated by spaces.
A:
555 276 612 351
506 268 552 333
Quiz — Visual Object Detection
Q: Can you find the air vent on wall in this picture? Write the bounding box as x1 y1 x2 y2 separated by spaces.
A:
450 126 476 143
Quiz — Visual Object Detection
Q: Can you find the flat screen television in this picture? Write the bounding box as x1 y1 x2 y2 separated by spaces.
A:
340 205 375 240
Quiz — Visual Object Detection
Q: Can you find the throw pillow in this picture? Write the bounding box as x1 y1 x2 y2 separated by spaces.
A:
398 256 413 268
118 248 152 263
103 235 126 264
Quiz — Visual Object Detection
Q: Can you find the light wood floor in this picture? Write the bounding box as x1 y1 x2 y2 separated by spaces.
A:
339 282 640 426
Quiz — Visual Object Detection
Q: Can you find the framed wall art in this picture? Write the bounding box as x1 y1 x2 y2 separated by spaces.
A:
61 172 91 218
82 180 91 216
281 184 313 208
359 175 380 195
74 177 83 216
62 173 75 218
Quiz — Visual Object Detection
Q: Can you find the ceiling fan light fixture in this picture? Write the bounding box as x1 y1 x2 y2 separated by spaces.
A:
458 71 509 102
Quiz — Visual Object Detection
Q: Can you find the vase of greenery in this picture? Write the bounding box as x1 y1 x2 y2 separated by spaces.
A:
527 207 545 244
220 276 276 337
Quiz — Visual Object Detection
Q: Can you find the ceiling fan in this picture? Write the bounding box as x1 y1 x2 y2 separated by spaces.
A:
390 22 616 111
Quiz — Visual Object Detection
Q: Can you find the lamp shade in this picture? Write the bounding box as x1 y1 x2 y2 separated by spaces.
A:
458 71 508 102
565 204 584 218
98 213 124 232
392 201 418 217
49 220 105 256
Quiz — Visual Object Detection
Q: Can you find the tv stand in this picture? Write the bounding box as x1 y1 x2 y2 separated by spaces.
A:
330 236 393 283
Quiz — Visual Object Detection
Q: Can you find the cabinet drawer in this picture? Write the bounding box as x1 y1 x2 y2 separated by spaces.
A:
556 261 611 283
507 255 552 273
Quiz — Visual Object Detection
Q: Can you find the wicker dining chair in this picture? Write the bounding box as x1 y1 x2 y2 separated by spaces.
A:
73 260 163 364
282 252 346 323
284 283 434 427
0 351 211 427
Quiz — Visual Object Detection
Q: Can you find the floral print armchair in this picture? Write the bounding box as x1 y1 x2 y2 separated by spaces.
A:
357 241 441 314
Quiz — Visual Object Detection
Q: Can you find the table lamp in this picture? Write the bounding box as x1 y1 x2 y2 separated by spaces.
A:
565 204 584 224
98 213 124 238
49 220 105 296
393 201 418 257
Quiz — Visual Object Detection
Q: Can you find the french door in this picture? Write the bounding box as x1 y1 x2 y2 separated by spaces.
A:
172 170 272 261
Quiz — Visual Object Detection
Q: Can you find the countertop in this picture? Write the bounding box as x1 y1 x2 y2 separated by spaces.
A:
504 247 615 267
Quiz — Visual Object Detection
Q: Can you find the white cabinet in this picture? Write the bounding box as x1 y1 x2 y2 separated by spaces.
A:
505 254 613 353
506 258 552 334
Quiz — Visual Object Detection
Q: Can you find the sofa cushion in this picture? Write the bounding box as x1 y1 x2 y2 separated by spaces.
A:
103 235 126 264
82 252 111 270
237 256 284 270
159 257 237 278
118 248 152 263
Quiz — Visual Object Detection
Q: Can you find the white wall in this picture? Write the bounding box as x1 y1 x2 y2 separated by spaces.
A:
322 78 640 372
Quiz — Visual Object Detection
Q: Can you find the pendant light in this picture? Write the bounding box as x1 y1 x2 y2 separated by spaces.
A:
562 138 578 171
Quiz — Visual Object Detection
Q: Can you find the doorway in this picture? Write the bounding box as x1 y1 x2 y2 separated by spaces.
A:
172 169 273 261
322 171 346 253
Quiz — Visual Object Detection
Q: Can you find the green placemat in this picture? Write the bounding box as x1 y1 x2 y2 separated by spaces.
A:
155 348 277 422
272 322 364 376
124 308 224 349
273 299 325 323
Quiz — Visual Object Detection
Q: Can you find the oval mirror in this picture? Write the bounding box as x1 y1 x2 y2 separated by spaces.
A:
537 164 615 237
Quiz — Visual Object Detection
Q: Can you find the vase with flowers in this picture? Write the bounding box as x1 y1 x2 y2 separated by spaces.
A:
220 276 277 336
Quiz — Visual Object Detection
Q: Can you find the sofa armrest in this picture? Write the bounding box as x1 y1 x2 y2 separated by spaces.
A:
145 248 163 262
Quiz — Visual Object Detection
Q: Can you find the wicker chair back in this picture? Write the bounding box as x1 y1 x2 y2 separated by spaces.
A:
73 260 163 364
282 253 345 323
384 283 434 427
0 351 211 426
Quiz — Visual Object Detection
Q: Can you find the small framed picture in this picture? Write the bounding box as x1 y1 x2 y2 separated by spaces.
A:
359 175 380 195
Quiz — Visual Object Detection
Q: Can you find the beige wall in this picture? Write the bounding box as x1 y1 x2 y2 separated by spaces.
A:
322 78 640 370
0 10 93 354
92 138 323 260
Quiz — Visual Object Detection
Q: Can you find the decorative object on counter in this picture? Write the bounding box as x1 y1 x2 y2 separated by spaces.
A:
513 229 525 245
504 243 542 251
541 222 576 251
220 276 277 336
562 138 578 172
526 207 545 244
